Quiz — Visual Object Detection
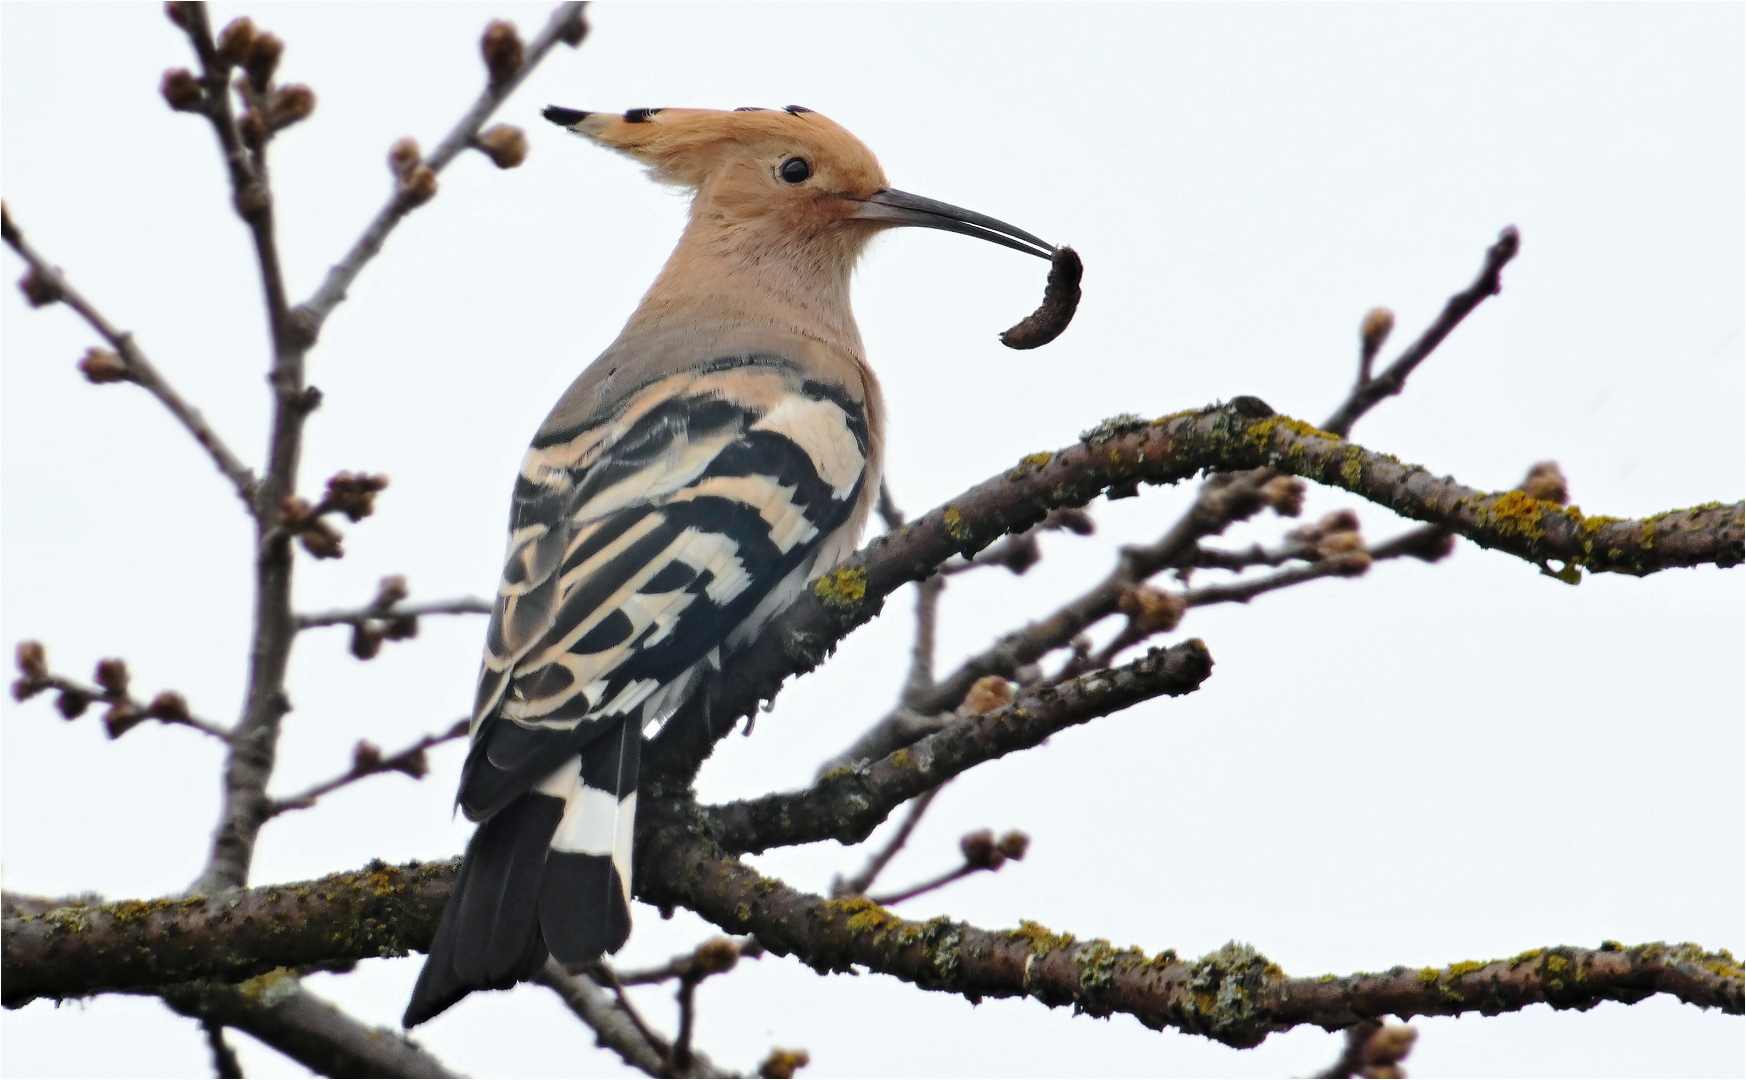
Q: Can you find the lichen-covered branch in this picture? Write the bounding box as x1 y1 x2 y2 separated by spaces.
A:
636 840 1743 1049
646 399 1743 789
2 861 453 1005
704 639 1214 854
0 207 258 510
155 976 459 1079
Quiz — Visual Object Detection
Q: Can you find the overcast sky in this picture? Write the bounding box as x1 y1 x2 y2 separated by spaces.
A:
2 3 1741 1077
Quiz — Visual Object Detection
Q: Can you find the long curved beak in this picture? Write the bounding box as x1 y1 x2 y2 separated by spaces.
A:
850 188 1054 260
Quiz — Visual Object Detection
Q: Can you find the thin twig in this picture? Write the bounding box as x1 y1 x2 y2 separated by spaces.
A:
613 937 763 986
899 577 943 707
670 975 699 1074
295 597 490 630
866 863 982 907
1 210 258 511
832 788 944 898
265 721 468 817
294 3 588 337
12 655 230 741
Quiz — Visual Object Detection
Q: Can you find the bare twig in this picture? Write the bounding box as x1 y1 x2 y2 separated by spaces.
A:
265 721 468 817
11 644 229 741
294 3 588 337
899 577 943 707
1323 228 1521 437
832 788 944 898
1 209 257 510
614 936 762 986
866 829 1027 907
295 597 490 631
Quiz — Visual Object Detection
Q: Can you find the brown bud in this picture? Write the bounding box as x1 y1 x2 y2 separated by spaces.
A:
104 701 144 739
352 740 383 772
957 675 1015 718
372 575 410 610
1360 306 1395 366
278 496 314 530
391 747 430 780
1 201 15 244
16 641 48 680
990 533 1040 575
19 268 61 308
164 3 191 30
1041 506 1095 535
383 615 419 641
215 17 258 68
78 348 130 384
1320 509 1361 535
1362 1023 1418 1070
481 20 524 88
237 108 267 151
996 830 1030 861
1399 527 1456 563
1314 529 1366 560
398 166 437 208
1518 461 1569 505
243 32 283 93
474 124 528 169
691 936 741 977
1118 585 1186 635
349 621 383 659
388 138 422 181
12 677 46 702
160 68 204 111
265 84 315 132
145 691 190 723
56 689 90 719
94 658 130 698
299 519 344 560
556 8 589 47
1258 475 1306 518
758 1049 810 1080
960 828 1005 870
325 471 387 522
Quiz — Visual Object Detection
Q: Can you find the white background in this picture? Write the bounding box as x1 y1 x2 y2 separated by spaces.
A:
2 3 1741 1077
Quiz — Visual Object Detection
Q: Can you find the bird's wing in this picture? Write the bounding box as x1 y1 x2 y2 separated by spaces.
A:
456 355 871 821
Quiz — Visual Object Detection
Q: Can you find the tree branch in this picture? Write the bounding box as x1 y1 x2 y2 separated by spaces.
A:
295 597 490 631
705 640 1214 854
156 976 459 1079
645 400 1743 792
0 208 258 510
293 3 588 338
638 839 1744 1049
264 722 467 817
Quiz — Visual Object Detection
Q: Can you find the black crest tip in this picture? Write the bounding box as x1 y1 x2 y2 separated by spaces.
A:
543 106 590 128
783 104 814 115
623 108 662 123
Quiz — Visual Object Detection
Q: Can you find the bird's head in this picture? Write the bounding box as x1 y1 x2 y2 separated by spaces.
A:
543 105 1052 262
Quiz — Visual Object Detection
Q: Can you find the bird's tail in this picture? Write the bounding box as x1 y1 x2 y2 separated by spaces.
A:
404 722 640 1027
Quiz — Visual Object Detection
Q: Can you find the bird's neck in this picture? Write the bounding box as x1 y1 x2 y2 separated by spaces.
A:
624 218 868 361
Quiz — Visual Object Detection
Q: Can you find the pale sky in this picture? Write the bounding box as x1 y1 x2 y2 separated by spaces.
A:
2 3 1741 1077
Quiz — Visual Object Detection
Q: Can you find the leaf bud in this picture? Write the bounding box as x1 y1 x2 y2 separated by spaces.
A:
145 691 190 723
996 830 1030 861
1041 506 1095 535
164 2 192 30
1258 475 1306 518
160 68 204 112
16 641 48 681
94 658 130 698
265 84 315 132
480 20 524 89
56 689 91 719
237 108 267 151
104 701 145 739
1118 585 1186 635
349 621 383 659
325 471 387 522
960 828 1005 870
383 615 419 641
78 347 131 384
1518 461 1569 505
18 268 62 308
215 18 258 68
351 740 383 772
299 519 345 560
957 675 1015 718
1360 306 1396 366
474 124 528 169
373 574 410 609
391 747 430 780
243 32 283 93
398 166 437 208
388 138 421 181
556 8 588 46
691 936 741 977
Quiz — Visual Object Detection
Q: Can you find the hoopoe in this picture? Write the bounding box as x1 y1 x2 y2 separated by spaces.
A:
404 104 1056 1026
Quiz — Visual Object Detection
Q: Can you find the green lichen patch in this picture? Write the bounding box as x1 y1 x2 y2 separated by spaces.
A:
1243 415 1339 451
1008 919 1075 957
812 566 867 611
1080 413 1147 443
238 968 301 1008
1007 451 1054 480
941 506 974 542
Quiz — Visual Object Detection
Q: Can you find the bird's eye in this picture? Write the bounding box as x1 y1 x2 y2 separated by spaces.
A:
779 157 812 184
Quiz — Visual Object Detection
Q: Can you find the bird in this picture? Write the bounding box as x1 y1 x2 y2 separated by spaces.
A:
403 104 1056 1027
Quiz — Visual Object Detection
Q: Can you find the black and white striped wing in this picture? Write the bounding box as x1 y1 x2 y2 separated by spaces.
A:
457 357 872 820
